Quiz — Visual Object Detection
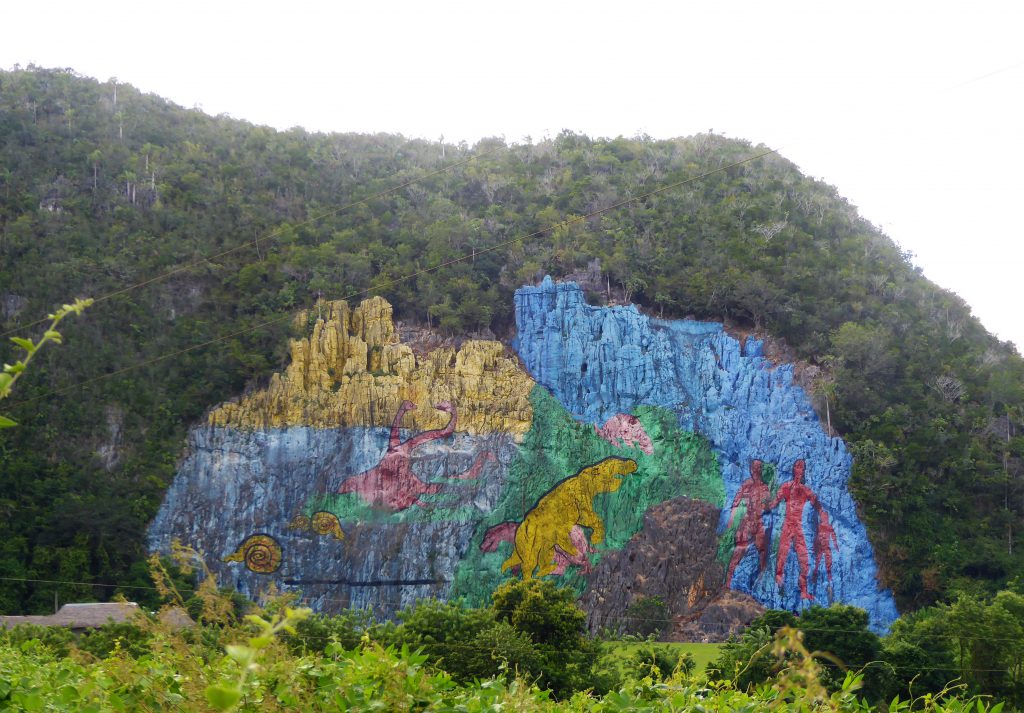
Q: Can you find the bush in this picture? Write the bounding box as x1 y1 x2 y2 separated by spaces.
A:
283 608 379 654
77 621 151 659
622 596 670 639
391 599 510 682
491 579 607 697
625 644 695 681
0 623 74 657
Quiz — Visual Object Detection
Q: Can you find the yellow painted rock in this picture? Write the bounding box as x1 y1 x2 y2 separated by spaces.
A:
208 297 534 436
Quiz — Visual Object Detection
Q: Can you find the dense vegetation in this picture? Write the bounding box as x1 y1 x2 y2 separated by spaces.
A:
1 65 1023 616
710 586 1024 708
0 576 1011 711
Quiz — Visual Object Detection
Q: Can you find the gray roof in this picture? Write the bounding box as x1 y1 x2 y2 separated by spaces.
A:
0 602 140 630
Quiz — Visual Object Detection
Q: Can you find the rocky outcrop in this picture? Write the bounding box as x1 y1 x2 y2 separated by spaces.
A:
210 298 534 436
582 499 719 625
513 278 898 631
580 496 764 642
672 591 767 643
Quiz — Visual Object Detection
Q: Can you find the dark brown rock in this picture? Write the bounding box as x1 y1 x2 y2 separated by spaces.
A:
672 589 765 643
581 496 763 642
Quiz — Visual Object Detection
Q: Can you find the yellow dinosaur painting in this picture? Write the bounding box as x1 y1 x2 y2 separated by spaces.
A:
501 456 638 579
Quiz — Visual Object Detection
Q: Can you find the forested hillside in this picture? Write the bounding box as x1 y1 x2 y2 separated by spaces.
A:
1 66 1022 614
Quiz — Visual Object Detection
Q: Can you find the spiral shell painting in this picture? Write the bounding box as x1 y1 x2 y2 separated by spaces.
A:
310 511 345 541
223 534 282 574
288 514 311 530
289 511 345 541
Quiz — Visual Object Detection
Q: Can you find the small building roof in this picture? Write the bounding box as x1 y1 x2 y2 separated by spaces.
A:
0 602 140 630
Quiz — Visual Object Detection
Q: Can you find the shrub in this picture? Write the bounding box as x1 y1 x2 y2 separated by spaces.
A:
622 596 670 639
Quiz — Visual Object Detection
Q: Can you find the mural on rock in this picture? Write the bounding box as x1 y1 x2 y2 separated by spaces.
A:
512 277 898 631
768 459 835 601
722 458 839 600
224 535 283 574
335 399 495 511
150 278 898 635
593 415 654 454
289 512 346 541
725 460 772 588
498 456 638 580
449 386 723 608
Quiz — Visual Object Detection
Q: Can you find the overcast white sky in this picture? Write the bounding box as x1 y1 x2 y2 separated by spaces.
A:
4 1 1022 351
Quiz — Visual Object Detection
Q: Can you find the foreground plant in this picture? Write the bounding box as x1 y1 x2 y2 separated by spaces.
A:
0 297 92 427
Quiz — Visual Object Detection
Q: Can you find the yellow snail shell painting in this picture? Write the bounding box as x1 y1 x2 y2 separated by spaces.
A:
310 511 345 541
223 534 282 574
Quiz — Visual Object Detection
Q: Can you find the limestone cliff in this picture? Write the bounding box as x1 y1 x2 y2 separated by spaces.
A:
151 283 900 634
209 297 534 436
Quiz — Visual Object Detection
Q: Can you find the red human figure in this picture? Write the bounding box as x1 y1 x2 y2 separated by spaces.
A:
338 400 493 511
725 460 772 586
768 459 818 601
812 508 839 584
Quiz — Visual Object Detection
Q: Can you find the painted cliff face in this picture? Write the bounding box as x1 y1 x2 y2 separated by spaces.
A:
149 280 897 634
512 278 898 630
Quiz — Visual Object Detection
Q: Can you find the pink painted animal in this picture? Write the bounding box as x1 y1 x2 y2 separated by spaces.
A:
594 414 654 455
338 400 493 511
480 521 593 575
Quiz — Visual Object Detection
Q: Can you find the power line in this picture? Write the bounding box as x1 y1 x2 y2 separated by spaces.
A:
0 145 504 341
0 575 195 594
7 148 777 411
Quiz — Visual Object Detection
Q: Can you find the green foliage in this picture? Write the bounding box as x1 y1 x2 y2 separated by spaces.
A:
707 610 790 689
621 596 670 639
204 605 311 711
708 606 887 698
491 579 611 697
0 623 74 657
624 642 695 681
76 620 151 659
0 588 1010 711
387 599 542 685
282 608 380 654
709 597 1024 708
798 605 885 699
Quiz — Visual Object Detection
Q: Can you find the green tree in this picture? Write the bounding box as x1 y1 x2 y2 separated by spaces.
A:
490 579 606 696
622 595 670 639
708 609 795 689
798 605 883 698
881 607 958 702
387 599 539 684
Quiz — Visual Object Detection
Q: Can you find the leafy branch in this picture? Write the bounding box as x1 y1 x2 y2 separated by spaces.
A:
0 297 92 427
205 606 311 710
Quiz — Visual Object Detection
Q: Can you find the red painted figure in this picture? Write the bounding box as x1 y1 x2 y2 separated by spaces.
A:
725 460 772 586
768 459 818 601
338 400 493 511
812 508 839 584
